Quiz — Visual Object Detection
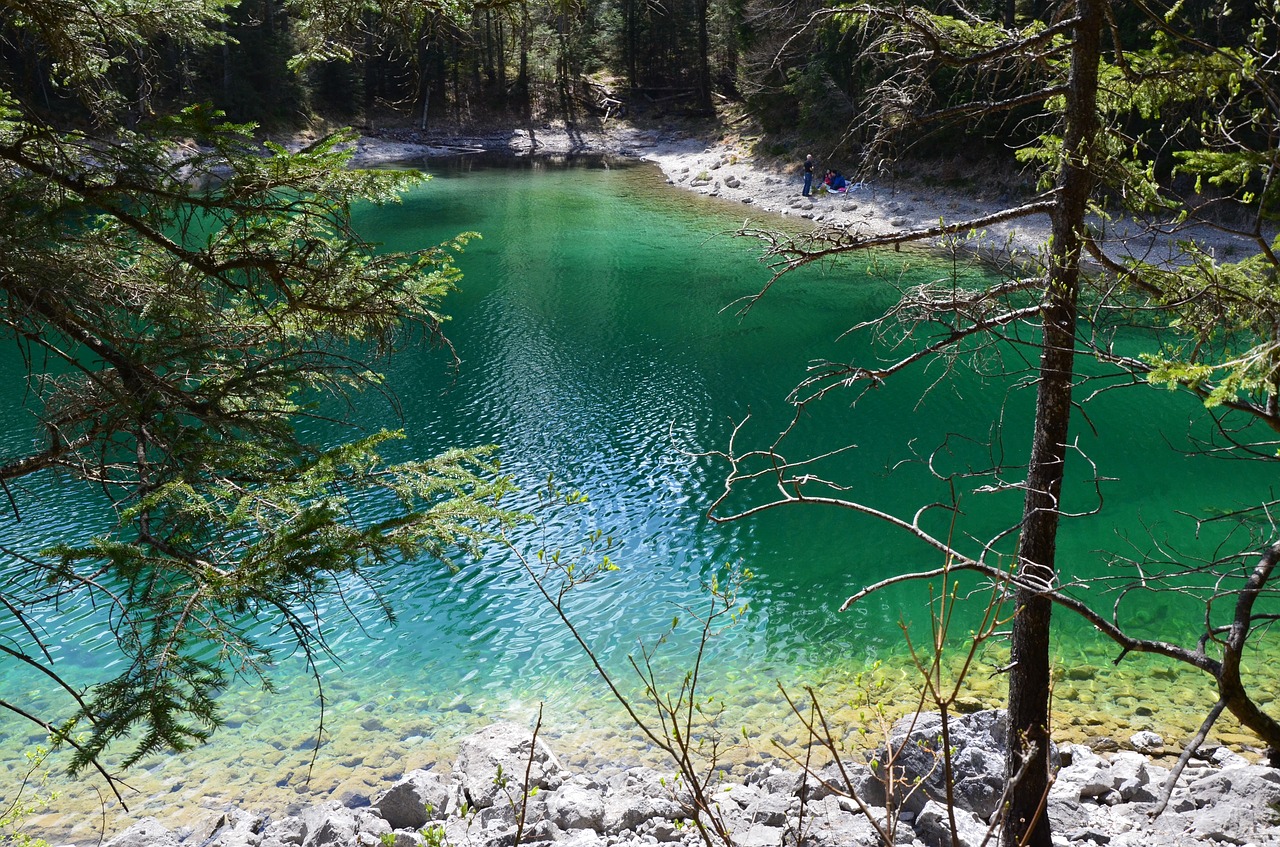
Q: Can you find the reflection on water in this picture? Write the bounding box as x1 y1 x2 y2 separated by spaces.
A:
2 156 1273 839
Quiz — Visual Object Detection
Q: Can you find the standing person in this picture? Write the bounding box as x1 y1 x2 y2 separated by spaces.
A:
802 154 815 196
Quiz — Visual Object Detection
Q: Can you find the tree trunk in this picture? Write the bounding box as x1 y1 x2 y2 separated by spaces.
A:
1220 542 1280 747
517 0 530 101
484 10 496 86
363 11 376 126
1004 2 1102 846
557 12 570 115
497 17 507 102
696 0 713 113
626 0 637 91
221 22 232 103
417 28 432 131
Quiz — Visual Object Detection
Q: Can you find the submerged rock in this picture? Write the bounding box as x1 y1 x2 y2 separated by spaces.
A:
1129 730 1164 754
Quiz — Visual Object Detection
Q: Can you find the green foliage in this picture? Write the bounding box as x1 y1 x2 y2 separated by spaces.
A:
419 822 449 847
0 743 58 847
1137 240 1280 417
5 0 232 95
1107 7 1280 419
783 64 855 139
0 2 521 780
725 0 1280 840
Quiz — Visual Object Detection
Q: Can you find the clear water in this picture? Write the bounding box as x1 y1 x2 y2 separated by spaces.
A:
3 156 1274 836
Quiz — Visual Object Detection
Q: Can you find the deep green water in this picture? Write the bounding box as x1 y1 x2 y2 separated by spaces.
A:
3 156 1275 832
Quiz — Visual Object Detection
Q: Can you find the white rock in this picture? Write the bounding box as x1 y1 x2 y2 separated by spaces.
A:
1128 730 1164 754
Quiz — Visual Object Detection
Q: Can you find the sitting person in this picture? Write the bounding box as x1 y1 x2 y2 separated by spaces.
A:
829 171 848 192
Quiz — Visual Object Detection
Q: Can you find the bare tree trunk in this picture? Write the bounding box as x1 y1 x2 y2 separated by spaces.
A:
696 0 713 113
1220 542 1280 746
497 17 507 102
625 0 638 90
557 11 571 116
363 11 376 126
518 0 530 102
1004 2 1102 845
221 22 232 103
417 27 432 131
484 10 496 86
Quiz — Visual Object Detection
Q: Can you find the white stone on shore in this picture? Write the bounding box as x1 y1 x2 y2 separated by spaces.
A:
98 713 1280 847
1129 729 1164 754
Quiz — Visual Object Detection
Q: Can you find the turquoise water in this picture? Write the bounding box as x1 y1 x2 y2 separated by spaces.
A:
3 156 1275 835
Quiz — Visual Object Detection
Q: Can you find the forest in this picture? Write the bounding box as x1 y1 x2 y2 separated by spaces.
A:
2 0 1264 169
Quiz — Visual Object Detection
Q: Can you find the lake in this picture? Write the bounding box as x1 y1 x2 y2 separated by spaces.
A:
3 155 1272 838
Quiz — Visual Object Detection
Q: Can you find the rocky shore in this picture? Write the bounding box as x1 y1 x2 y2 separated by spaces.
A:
100 714 1280 847
345 121 1270 266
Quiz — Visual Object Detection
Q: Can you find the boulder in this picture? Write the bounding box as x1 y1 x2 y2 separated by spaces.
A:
103 818 180 847
699 784 791 843
913 800 992 847
353 809 392 847
602 790 685 833
1050 745 1114 803
549 831 605 847
598 767 687 832
734 822 785 847
744 764 803 797
645 818 686 843
744 791 791 827
298 802 357 847
803 762 844 803
449 722 564 813
375 769 449 829
1045 795 1089 833
1128 731 1164 755
1208 746 1250 770
1186 801 1280 844
875 711 1008 819
1107 752 1149 801
259 815 305 847
800 795 899 847
191 809 266 847
806 761 882 806
1186 763 1280 810
546 783 606 831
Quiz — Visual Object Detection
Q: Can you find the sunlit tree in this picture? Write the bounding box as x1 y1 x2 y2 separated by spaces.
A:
715 1 1280 844
0 0 515 786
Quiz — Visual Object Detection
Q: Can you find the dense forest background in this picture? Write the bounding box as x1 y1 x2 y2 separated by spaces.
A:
1 0 1259 175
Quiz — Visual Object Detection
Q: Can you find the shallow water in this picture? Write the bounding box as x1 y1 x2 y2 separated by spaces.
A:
3 156 1274 838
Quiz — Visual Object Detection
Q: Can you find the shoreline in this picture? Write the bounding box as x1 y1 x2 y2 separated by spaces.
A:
346 121 1270 267
90 715 1280 847
15 123 1279 844
19 612 1273 843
